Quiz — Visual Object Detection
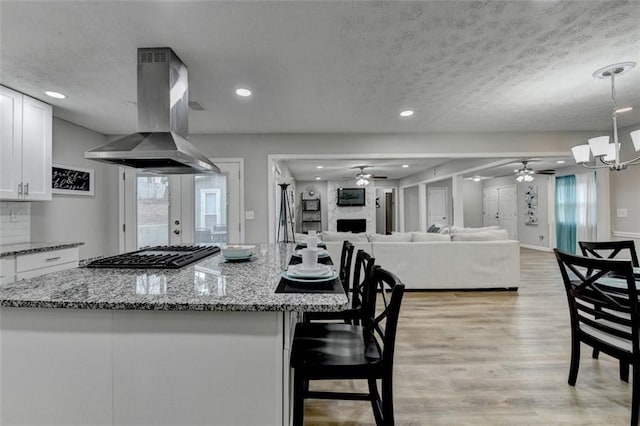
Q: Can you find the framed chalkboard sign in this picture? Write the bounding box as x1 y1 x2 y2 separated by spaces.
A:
52 164 95 196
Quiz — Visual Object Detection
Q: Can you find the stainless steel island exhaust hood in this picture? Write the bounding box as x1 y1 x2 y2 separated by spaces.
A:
85 48 219 174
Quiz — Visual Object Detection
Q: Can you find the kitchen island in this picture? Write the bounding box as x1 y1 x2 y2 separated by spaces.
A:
0 243 347 426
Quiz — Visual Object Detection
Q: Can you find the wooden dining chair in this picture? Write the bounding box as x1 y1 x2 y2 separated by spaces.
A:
304 246 374 325
579 240 639 370
291 266 405 425
554 249 640 426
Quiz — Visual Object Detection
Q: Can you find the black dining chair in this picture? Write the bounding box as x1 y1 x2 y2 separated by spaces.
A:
579 240 639 267
303 247 374 325
579 240 639 372
554 249 640 426
291 266 405 425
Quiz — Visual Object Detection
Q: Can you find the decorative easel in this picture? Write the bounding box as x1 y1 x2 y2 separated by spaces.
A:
277 183 296 243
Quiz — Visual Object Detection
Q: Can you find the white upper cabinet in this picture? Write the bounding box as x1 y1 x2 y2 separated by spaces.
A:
0 86 52 201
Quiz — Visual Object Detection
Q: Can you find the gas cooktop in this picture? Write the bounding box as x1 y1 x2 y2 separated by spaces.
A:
86 245 220 269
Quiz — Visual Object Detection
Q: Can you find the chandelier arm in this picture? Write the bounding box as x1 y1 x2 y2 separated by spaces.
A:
581 163 609 170
598 157 613 166
623 155 640 165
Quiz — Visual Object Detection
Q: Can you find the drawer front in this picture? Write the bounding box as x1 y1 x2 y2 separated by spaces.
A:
16 262 77 281
1 257 16 284
16 247 79 272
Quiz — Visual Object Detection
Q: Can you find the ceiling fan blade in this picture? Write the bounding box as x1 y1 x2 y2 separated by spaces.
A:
536 169 556 175
372 175 388 179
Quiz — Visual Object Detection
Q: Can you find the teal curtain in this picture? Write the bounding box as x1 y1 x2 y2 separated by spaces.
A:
556 175 577 254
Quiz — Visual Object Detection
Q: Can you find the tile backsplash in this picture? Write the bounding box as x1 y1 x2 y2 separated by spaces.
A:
0 201 31 245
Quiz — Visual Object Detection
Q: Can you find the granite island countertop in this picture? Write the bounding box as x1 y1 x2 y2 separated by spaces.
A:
0 243 347 312
0 242 85 258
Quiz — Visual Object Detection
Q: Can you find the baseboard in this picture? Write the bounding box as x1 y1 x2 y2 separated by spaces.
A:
520 243 552 252
404 287 518 293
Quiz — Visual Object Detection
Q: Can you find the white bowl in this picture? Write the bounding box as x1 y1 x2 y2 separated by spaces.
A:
221 245 255 259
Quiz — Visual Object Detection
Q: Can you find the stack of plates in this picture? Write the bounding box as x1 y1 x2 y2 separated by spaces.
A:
283 264 337 282
293 249 329 258
221 245 255 261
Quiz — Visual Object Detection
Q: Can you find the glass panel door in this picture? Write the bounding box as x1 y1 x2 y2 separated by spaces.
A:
137 175 170 247
121 159 242 252
195 174 227 244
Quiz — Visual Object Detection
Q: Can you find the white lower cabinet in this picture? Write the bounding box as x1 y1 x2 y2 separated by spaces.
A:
2 247 79 283
0 257 16 285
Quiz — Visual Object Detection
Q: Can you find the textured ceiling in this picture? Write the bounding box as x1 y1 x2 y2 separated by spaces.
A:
1 1 639 135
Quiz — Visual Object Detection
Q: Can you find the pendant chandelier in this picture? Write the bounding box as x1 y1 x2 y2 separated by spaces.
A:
571 62 640 171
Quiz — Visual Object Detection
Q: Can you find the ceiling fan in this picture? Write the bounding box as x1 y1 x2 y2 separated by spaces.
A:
354 166 387 186
513 160 555 182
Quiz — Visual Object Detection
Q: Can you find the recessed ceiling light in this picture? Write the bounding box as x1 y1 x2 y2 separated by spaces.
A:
45 91 65 99
235 88 252 97
556 160 566 164
615 106 633 113
315 176 321 180
316 165 323 169
400 110 414 117
472 176 482 182
402 164 409 168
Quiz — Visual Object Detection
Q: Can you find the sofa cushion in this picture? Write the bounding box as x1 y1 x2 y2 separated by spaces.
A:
321 231 368 242
451 229 509 241
454 225 502 233
369 233 412 242
411 232 451 242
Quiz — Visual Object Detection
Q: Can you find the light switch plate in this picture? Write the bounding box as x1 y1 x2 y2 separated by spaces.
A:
10 209 19 222
245 210 255 220
617 208 628 218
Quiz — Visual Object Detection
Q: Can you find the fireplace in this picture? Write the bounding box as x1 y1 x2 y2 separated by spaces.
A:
337 219 367 233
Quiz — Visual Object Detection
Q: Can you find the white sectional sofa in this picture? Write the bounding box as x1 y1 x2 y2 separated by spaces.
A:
314 230 520 290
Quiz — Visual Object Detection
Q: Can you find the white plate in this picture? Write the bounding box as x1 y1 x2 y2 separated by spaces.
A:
221 245 256 258
282 271 338 283
293 249 329 258
287 264 332 277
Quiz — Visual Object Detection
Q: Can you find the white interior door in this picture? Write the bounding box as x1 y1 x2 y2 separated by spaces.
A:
427 187 448 227
483 186 517 239
121 160 243 252
498 186 517 240
483 188 499 226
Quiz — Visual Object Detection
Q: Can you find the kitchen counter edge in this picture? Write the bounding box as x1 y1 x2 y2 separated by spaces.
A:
0 242 85 258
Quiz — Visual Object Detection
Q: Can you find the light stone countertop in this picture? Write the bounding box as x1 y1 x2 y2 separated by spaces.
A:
0 243 347 312
0 242 85 258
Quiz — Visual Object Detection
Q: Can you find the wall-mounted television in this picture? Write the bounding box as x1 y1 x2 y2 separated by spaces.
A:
337 188 366 206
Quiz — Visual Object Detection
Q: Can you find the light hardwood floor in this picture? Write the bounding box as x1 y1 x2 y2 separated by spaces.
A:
304 248 634 425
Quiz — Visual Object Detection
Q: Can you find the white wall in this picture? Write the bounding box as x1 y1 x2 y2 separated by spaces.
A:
0 202 30 244
403 185 419 231
30 118 118 259
611 126 640 250
462 180 483 228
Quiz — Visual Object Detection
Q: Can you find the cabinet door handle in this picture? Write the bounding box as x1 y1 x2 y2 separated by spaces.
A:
46 256 61 262
18 183 23 196
24 183 29 196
